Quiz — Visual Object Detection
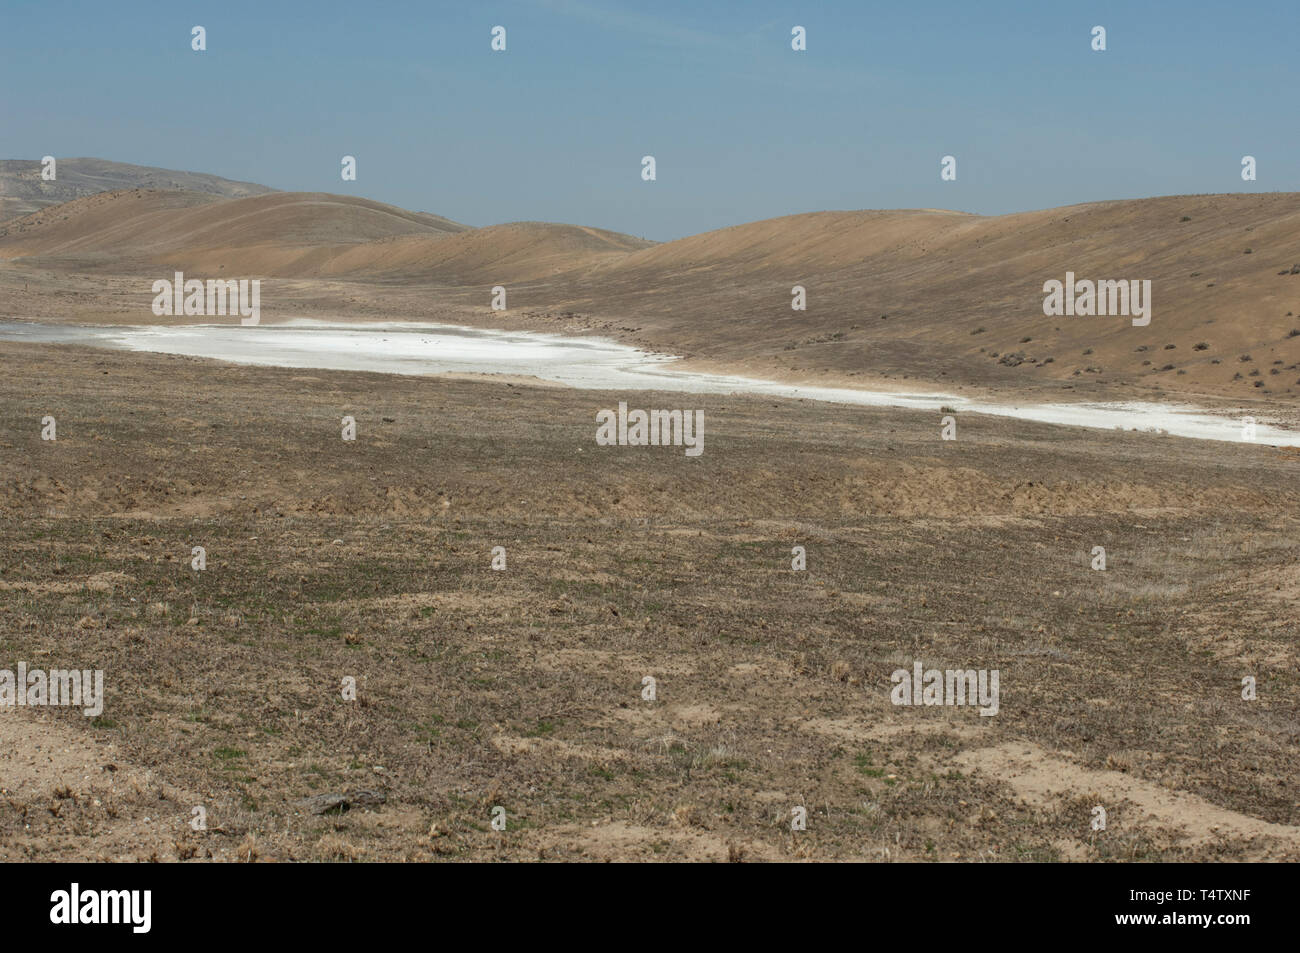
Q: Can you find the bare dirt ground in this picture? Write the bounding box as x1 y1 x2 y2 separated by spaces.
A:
1 341 1297 861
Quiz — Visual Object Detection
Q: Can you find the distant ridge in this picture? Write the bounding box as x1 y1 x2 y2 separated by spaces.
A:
0 157 277 223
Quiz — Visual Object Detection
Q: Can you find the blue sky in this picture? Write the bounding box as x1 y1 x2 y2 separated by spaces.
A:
2 0 1296 240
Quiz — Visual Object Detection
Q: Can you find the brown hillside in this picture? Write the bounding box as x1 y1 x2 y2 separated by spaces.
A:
552 194 1300 402
0 190 648 283
0 189 467 270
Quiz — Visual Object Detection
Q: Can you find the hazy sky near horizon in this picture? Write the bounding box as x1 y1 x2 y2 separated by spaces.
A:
2 0 1296 241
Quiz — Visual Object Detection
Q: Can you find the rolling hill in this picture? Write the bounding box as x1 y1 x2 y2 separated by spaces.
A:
3 175 1300 403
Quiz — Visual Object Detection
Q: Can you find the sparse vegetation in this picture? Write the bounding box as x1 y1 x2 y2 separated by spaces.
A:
1 343 1297 862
